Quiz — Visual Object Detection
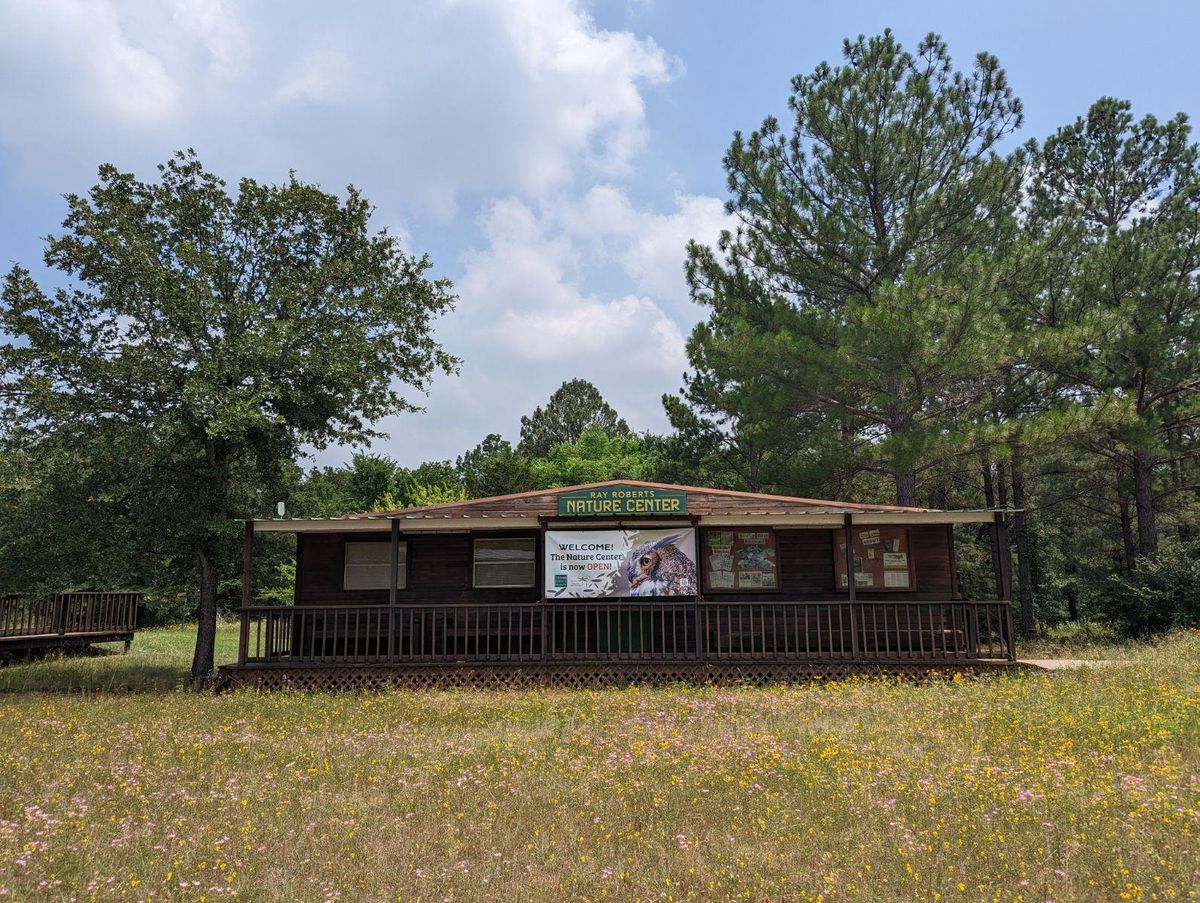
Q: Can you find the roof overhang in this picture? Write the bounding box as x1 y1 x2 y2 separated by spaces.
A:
252 516 541 533
251 509 1000 533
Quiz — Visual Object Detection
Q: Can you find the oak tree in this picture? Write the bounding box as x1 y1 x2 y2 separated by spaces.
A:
0 151 457 680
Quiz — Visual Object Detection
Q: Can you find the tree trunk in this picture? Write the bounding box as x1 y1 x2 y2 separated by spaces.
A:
981 454 1002 589
1132 447 1158 557
1117 478 1136 576
1064 584 1079 622
886 374 916 507
1010 443 1036 640
191 546 219 684
895 469 917 507
191 438 231 687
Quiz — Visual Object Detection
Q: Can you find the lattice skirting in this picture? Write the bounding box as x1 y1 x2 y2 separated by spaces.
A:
215 659 1030 692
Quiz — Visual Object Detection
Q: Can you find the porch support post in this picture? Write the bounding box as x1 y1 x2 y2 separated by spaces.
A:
843 513 856 603
946 523 960 600
992 512 1013 601
844 513 858 658
388 518 400 661
539 517 548 660
238 520 252 666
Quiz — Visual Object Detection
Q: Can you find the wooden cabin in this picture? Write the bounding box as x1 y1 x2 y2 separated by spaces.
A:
220 481 1015 689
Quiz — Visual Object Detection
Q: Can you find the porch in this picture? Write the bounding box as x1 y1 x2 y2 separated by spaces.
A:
220 597 1016 689
0 592 140 654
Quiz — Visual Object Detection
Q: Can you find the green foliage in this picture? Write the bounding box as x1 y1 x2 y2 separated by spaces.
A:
1098 539 1200 636
670 34 1199 640
290 452 468 516
1027 97 1200 555
519 378 630 457
401 482 468 507
0 151 457 676
531 426 661 487
681 31 1024 505
456 434 535 498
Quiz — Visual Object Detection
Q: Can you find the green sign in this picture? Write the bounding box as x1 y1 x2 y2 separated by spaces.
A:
557 485 688 517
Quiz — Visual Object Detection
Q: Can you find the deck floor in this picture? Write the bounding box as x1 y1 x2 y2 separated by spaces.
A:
0 631 134 653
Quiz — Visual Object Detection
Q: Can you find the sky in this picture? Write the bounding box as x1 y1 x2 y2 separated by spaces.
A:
2 0 1198 469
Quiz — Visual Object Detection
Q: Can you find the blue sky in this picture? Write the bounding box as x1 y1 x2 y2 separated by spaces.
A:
2 0 1197 468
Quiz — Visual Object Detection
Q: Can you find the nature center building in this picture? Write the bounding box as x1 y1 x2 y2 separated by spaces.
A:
221 481 1016 689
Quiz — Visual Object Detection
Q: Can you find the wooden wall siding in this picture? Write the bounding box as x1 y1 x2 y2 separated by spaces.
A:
778 528 836 595
297 531 543 605
699 525 953 602
296 524 956 605
910 525 955 598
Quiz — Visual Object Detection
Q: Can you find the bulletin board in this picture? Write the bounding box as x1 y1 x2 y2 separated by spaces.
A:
703 529 779 592
832 526 915 592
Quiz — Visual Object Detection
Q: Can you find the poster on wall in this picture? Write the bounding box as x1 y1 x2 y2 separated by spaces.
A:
705 530 778 591
834 527 913 590
545 529 698 598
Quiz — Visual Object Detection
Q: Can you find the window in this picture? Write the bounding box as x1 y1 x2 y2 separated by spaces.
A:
833 527 914 591
704 529 779 592
473 537 536 588
343 541 407 590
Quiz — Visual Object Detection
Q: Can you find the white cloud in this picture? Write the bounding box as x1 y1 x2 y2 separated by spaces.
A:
276 48 359 105
0 0 724 467
543 184 733 317
620 192 730 306
464 196 688 375
0 0 178 139
171 0 246 78
0 0 678 214
405 189 708 457
498 294 687 368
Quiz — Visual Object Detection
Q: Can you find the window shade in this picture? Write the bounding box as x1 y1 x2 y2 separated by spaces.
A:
343 541 407 590
473 538 536 588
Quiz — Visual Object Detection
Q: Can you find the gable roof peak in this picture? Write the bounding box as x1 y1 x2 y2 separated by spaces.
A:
354 478 938 520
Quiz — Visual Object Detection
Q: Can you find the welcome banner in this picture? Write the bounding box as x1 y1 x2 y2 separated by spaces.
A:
545 529 698 598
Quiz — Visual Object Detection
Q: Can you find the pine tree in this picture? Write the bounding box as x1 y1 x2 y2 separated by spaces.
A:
680 31 1024 505
1029 98 1200 556
518 379 630 457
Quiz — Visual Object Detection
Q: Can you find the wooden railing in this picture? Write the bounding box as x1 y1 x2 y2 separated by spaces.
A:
0 592 140 639
237 600 1014 666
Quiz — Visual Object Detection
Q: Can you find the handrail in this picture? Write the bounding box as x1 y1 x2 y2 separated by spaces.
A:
236 599 1015 666
0 592 140 639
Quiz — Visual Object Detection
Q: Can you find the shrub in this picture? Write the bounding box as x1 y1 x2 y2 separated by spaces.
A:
1099 539 1200 636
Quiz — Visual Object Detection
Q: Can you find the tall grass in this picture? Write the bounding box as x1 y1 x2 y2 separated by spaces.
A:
0 630 1195 901
0 624 239 693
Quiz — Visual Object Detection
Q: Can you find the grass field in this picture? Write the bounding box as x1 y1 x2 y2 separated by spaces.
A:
0 624 240 694
0 628 1196 902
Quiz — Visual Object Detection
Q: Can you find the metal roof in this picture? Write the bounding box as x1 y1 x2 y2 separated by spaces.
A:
249 481 1004 532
